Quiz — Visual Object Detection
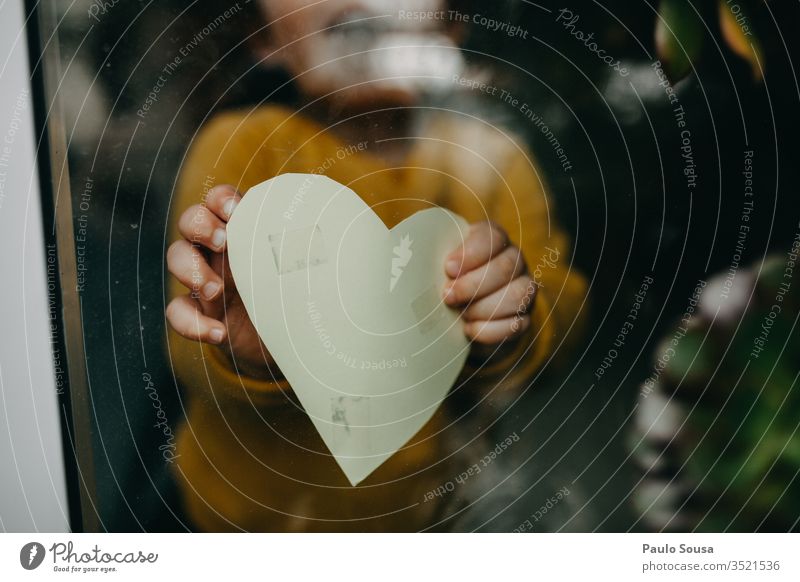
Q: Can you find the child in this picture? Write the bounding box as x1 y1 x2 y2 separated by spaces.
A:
165 0 586 531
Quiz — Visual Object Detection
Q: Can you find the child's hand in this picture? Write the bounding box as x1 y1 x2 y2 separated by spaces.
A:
443 222 536 344
166 185 274 377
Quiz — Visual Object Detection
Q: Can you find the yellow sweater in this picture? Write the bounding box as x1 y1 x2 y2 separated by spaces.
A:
167 105 586 531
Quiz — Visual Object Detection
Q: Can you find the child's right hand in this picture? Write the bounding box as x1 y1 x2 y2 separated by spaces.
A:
166 184 275 378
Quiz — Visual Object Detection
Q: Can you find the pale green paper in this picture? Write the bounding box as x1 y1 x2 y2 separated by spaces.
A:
226 174 470 485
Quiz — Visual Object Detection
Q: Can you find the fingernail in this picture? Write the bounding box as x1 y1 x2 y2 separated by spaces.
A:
212 228 226 249
445 260 460 277
223 198 238 217
203 281 221 299
209 328 224 344
443 286 455 303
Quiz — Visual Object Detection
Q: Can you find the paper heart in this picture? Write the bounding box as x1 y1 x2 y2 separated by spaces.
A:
227 174 470 485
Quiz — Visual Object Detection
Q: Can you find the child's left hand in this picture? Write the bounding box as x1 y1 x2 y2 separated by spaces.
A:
444 221 537 344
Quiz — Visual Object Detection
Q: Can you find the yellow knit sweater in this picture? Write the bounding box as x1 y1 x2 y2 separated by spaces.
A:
167 105 587 531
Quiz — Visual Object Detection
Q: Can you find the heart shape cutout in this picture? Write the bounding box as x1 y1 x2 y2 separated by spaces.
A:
227 174 470 485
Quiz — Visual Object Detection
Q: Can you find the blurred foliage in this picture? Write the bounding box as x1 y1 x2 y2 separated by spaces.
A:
630 255 800 532
717 0 764 80
655 0 764 82
655 0 707 82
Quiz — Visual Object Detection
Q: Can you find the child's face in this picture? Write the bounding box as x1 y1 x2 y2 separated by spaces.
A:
256 0 464 109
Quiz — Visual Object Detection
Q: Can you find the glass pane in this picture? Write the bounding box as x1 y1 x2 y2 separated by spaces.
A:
36 0 800 532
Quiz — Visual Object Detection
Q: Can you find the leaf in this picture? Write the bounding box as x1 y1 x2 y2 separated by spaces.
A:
719 0 764 80
655 0 705 82
659 328 714 389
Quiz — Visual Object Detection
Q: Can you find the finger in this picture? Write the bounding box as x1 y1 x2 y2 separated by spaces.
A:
445 221 509 278
462 276 537 322
167 239 224 301
465 315 530 345
166 295 227 344
178 203 229 252
208 250 237 290
444 246 525 306
205 184 241 222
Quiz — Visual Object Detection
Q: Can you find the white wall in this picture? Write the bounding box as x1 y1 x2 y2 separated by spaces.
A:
0 0 71 532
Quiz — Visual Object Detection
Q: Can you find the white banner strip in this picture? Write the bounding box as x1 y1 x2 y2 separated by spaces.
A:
0 533 797 580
